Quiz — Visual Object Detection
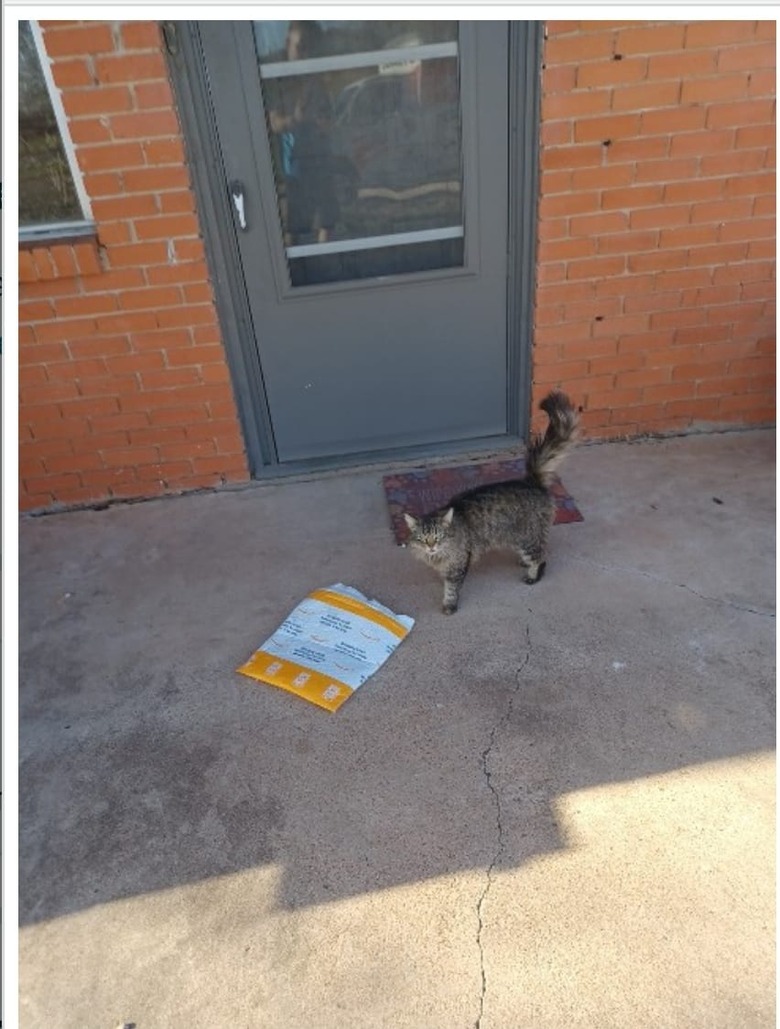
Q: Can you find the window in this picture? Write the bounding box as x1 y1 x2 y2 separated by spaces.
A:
19 20 92 240
253 20 465 286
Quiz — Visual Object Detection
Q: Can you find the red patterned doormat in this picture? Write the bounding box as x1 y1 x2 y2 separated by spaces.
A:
383 457 583 545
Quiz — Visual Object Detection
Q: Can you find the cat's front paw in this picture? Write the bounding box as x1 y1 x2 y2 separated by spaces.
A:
442 602 458 615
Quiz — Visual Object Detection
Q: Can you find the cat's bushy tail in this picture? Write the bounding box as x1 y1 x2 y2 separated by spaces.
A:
525 390 580 487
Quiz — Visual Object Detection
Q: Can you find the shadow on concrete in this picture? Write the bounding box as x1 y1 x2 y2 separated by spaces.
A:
18 430 775 924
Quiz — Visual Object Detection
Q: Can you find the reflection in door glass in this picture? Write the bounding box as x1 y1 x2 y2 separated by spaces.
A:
254 21 457 62
253 21 465 286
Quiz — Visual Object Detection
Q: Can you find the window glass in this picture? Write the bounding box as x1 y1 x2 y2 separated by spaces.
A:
19 20 84 227
254 21 458 62
254 20 464 287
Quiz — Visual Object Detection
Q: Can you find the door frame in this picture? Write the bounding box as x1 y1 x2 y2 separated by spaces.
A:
164 20 542 478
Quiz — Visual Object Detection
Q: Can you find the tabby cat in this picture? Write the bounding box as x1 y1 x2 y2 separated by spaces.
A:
404 391 579 614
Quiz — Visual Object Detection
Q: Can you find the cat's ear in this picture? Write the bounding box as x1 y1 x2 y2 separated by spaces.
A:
403 512 419 531
443 507 454 527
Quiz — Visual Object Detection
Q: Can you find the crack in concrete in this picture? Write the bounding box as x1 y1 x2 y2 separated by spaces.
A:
475 619 532 1029
569 556 775 620
675 581 775 619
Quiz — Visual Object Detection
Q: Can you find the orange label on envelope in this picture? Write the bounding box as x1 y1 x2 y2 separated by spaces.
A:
237 584 414 712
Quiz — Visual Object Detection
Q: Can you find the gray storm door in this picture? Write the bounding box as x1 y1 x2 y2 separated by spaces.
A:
197 21 518 464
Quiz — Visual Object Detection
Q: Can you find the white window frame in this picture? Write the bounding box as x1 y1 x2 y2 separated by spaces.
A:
19 21 95 243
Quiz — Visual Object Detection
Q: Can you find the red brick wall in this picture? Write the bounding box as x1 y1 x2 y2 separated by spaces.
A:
19 20 249 512
533 20 776 438
19 21 776 512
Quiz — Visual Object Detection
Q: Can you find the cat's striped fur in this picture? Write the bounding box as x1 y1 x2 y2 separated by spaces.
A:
404 391 579 614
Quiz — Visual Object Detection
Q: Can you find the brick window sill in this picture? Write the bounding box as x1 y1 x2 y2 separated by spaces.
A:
19 232 103 282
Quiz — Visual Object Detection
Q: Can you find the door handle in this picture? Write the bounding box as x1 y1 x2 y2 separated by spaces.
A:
230 180 247 230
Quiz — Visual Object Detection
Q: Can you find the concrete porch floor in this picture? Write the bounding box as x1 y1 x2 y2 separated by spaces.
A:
19 429 775 1029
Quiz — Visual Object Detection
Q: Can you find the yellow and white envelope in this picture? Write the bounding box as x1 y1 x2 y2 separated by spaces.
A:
237 584 414 712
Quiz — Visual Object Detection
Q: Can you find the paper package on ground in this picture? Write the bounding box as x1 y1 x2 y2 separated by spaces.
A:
237 584 414 712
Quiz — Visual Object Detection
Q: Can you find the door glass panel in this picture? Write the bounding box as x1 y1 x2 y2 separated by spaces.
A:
253 21 465 287
253 21 458 62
